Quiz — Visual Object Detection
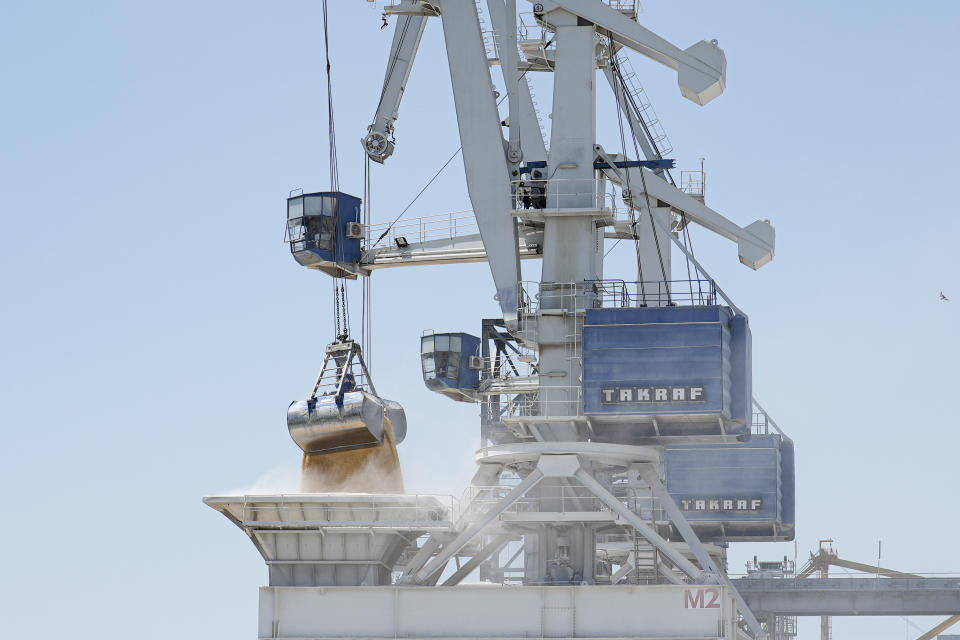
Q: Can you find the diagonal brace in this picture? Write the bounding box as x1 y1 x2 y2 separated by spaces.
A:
639 466 766 640
413 468 544 583
442 534 513 586
573 467 704 583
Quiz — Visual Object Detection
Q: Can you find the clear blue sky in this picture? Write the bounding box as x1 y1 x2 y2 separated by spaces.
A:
2 2 958 638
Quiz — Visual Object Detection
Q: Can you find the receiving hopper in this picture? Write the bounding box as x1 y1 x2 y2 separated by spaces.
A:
203 494 454 586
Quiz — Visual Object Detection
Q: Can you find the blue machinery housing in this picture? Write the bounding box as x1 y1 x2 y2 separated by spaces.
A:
582 306 752 441
286 191 362 278
419 303 793 541
665 434 795 541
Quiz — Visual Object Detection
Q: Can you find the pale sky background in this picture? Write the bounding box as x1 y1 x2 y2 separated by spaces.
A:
2 1 959 639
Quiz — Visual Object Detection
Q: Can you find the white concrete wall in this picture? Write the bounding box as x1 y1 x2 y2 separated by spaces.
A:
258 584 736 639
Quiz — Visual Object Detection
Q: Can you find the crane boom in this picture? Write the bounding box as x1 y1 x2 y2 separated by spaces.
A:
486 0 547 164
438 0 521 327
363 2 428 163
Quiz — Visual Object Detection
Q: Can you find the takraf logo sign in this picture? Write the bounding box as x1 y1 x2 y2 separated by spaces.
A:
680 498 762 512
600 385 705 404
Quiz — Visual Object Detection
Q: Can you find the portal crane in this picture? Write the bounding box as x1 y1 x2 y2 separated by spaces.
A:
226 4 791 640
207 8 960 640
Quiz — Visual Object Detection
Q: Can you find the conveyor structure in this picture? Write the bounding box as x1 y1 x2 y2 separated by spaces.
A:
204 3 957 640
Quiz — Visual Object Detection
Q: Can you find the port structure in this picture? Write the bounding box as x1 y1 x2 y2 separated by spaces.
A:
212 1 780 638
208 3 956 640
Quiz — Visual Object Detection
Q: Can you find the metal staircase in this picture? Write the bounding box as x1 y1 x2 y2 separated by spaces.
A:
613 52 673 158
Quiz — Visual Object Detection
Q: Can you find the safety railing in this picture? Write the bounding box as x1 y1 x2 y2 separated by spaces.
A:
239 494 455 528
519 279 719 316
476 353 538 383
511 178 621 216
751 399 789 438
455 482 666 525
604 0 640 16
382 0 439 16
518 12 547 42
491 386 583 419
365 209 478 250
591 279 718 308
484 390 543 426
745 558 796 577
680 169 705 201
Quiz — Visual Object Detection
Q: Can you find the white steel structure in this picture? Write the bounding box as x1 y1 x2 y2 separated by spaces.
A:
208 2 787 640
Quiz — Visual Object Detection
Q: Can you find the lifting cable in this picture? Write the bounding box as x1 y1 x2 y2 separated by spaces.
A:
322 0 352 341
679 213 703 303
611 55 702 306
614 60 671 302
365 15 555 251
366 52 549 252
362 156 373 368
610 59 646 305
370 145 463 249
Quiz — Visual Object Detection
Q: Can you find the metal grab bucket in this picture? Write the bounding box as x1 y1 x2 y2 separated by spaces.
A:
287 391 407 454
382 399 407 444
288 391 384 454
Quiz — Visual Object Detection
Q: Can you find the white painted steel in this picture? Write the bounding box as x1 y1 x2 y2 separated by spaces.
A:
636 206 673 306
438 0 521 327
492 0 523 167
362 231 542 270
413 468 544 583
628 167 775 270
573 467 705 583
486 0 547 163
258 584 737 639
475 441 662 467
539 1 726 105
211 5 782 637
538 13 601 438
364 3 428 162
204 494 454 587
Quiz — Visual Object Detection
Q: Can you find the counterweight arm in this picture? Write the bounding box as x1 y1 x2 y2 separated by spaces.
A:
536 0 726 105
596 150 775 270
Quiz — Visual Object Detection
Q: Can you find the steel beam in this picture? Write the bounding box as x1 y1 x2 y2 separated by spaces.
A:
572 467 703 583
442 534 512 586
733 578 960 617
364 2 428 162
485 0 547 166
639 466 765 640
437 0 521 327
916 614 960 640
413 468 544 583
538 0 726 105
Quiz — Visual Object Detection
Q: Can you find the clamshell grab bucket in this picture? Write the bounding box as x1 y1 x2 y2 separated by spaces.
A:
287 391 407 455
382 399 407 444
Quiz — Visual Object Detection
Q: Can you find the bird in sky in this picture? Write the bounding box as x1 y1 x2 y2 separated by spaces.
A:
940 291 949 301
